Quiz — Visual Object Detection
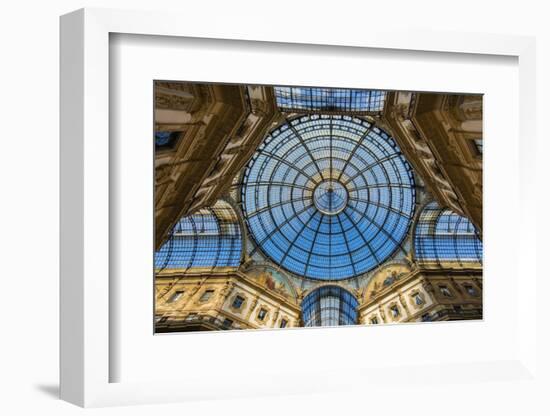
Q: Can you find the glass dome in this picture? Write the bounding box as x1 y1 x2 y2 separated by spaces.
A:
241 114 415 280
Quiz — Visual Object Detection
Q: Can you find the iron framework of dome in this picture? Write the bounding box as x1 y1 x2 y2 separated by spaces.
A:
241 114 416 281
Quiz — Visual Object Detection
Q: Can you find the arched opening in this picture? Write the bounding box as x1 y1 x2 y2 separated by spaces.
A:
155 200 242 271
414 201 482 267
301 285 359 327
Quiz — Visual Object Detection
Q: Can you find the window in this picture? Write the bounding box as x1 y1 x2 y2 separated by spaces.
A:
155 131 181 150
168 290 184 303
185 313 197 321
474 138 483 156
390 305 400 318
464 284 478 297
222 318 233 329
280 319 288 328
421 313 432 322
157 316 168 324
232 295 245 309
199 290 214 302
453 305 462 313
412 292 424 306
370 316 379 325
439 286 452 297
257 308 268 321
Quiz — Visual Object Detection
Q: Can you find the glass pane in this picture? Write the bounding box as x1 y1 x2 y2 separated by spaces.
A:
274 87 386 113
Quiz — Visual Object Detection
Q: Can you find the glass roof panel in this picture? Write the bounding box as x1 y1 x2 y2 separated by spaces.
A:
155 200 242 271
414 201 482 266
275 87 386 113
241 115 415 281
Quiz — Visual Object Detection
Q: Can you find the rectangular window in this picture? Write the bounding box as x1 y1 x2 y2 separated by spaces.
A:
185 313 197 321
439 286 452 297
390 305 400 318
232 295 245 309
155 131 182 150
168 290 184 303
464 285 477 297
474 138 483 156
222 318 233 329
412 293 424 305
280 319 288 328
257 308 267 321
421 313 432 322
199 289 214 302
370 317 379 325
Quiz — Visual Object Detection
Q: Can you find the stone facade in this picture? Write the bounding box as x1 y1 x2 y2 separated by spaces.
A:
383 92 483 233
155 265 482 331
154 82 280 249
359 266 482 325
155 269 300 332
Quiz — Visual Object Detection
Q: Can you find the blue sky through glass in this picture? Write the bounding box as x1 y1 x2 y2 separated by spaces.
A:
414 201 482 265
274 87 386 113
241 115 415 280
155 200 241 271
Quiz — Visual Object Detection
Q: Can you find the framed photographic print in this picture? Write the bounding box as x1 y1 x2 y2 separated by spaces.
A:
152 81 483 334
60 7 541 410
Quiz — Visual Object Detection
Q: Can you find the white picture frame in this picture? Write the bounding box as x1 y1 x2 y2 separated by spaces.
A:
60 7 540 409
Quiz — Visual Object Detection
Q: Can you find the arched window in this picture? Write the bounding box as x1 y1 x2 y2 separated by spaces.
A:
155 200 242 271
301 286 359 327
414 202 482 266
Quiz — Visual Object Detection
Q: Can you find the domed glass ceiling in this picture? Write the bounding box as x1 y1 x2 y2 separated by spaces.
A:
241 114 416 281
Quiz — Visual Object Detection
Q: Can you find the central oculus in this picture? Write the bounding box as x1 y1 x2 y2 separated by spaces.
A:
313 180 348 215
